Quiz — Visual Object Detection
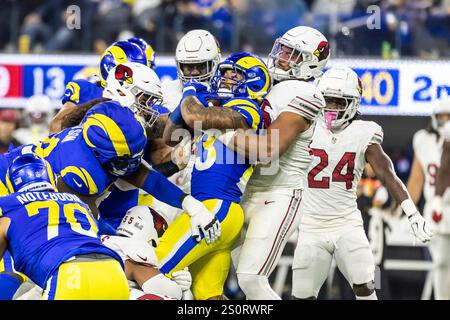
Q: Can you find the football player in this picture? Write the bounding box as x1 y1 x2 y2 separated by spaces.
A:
101 206 193 300
50 39 150 134
0 154 129 299
162 29 221 111
215 26 329 299
13 95 54 145
160 52 270 300
407 95 450 299
290 66 431 300
128 37 157 70
0 63 220 248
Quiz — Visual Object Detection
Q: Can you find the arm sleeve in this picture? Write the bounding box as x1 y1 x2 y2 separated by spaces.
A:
140 169 186 209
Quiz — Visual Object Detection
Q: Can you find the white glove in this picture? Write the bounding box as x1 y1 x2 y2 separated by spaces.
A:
182 195 221 244
172 268 192 292
408 212 433 244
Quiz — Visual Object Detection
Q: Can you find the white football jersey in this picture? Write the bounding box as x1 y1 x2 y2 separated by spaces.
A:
412 127 450 232
101 235 159 267
247 80 326 190
443 121 450 141
412 129 443 203
161 79 183 111
301 119 384 219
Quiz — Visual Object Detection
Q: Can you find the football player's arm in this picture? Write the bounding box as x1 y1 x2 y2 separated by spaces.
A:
147 114 169 140
181 96 250 131
56 178 101 219
406 155 425 205
435 141 450 197
366 143 432 242
223 112 310 162
50 102 77 134
366 144 413 204
123 160 221 244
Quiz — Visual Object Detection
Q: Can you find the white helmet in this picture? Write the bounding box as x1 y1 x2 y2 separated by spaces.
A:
24 95 54 125
317 66 362 130
116 205 168 247
432 95 450 135
268 26 330 82
103 62 163 127
175 29 221 83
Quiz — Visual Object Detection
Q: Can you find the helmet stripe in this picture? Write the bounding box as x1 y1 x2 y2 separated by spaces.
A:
106 45 128 64
82 113 131 157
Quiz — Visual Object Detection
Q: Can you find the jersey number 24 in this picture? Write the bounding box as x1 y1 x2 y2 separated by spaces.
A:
308 149 356 190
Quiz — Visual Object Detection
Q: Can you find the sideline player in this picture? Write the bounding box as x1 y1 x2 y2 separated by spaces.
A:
0 154 129 299
407 95 450 299
290 66 431 300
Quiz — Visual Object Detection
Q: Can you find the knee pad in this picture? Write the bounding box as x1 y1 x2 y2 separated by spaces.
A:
141 274 182 300
0 273 22 300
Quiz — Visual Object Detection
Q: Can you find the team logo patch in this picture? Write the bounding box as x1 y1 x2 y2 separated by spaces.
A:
314 41 330 61
115 64 134 84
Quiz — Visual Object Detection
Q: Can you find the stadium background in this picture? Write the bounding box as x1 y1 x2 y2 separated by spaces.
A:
0 0 449 299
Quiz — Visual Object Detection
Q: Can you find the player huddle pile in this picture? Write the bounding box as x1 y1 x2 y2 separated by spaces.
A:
0 26 448 300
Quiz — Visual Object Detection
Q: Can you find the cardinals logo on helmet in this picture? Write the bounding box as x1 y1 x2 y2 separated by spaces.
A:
314 41 330 61
357 77 363 95
150 208 168 238
115 64 134 84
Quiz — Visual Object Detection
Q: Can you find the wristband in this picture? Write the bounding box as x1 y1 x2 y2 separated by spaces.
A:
401 198 418 217
153 160 180 177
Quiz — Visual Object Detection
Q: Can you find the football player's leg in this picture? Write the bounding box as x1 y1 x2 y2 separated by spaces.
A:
334 226 377 300
291 231 334 299
189 249 232 300
236 189 302 300
42 258 129 300
429 234 450 300
156 200 244 277
0 272 24 300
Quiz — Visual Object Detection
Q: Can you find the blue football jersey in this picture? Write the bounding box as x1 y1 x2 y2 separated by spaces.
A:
190 98 262 202
62 79 103 106
0 101 146 197
0 191 122 288
33 126 116 196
